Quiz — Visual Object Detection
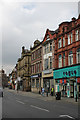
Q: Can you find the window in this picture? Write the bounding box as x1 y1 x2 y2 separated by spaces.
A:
46 44 49 53
50 42 52 51
68 51 73 65
63 53 65 67
44 59 48 70
68 34 70 45
36 79 39 88
46 35 50 41
59 55 62 68
76 48 80 63
71 33 73 43
58 39 62 48
38 63 39 72
50 57 52 69
32 53 33 60
32 79 35 88
75 30 79 41
63 37 65 47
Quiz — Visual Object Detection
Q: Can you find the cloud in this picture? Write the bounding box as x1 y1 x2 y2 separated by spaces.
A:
1 1 78 75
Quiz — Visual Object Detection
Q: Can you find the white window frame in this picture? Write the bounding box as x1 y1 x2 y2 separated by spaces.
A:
58 39 62 48
68 34 70 45
63 37 65 47
76 48 80 63
68 51 73 65
59 55 62 68
75 30 78 41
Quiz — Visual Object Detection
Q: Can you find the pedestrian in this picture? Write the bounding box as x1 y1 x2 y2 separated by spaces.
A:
51 87 54 96
42 87 44 96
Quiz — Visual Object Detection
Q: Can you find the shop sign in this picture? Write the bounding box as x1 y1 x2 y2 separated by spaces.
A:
31 73 42 78
53 65 80 79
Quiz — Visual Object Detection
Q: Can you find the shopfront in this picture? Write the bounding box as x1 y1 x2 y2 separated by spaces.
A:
31 73 42 93
42 69 54 92
53 65 80 99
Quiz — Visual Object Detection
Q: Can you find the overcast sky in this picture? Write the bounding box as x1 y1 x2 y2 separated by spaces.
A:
0 0 79 75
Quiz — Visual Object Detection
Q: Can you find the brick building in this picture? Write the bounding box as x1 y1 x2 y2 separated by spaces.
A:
53 15 80 99
31 40 42 93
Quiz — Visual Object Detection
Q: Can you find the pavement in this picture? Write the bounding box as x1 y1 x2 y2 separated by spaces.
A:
5 88 79 104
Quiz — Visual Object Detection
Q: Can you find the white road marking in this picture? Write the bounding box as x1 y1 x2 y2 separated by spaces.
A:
30 105 49 112
59 115 75 119
16 100 25 104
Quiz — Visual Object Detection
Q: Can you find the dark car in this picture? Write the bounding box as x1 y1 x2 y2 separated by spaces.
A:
0 87 3 97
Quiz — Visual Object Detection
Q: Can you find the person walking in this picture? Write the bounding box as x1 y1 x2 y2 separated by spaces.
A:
51 87 54 96
42 87 44 96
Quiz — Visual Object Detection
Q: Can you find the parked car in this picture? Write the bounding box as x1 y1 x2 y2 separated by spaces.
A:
0 87 3 97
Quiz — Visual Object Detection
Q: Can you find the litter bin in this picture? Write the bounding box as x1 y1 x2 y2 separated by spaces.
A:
56 92 61 100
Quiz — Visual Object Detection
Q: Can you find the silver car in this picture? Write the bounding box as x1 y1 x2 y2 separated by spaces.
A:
0 87 3 97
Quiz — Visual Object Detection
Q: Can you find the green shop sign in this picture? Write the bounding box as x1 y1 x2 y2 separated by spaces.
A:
53 65 80 79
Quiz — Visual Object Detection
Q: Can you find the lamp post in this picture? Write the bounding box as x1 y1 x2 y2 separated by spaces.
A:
75 71 77 102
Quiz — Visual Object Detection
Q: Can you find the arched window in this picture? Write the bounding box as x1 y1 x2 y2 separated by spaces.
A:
68 51 73 65
59 54 62 68
76 48 80 63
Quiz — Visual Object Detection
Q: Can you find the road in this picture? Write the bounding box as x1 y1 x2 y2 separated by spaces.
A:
2 88 78 119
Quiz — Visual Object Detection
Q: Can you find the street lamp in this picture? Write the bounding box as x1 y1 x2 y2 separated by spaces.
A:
75 71 77 102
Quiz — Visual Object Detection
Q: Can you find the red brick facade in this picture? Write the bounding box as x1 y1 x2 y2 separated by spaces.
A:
53 15 80 69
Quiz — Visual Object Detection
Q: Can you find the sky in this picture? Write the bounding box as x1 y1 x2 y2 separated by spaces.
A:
0 0 79 75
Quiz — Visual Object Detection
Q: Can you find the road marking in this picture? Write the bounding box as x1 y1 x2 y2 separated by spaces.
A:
30 105 49 112
16 100 25 104
59 115 75 119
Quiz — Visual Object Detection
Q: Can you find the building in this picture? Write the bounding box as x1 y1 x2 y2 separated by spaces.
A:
17 46 31 91
53 15 80 99
42 29 55 92
31 40 42 93
0 69 8 88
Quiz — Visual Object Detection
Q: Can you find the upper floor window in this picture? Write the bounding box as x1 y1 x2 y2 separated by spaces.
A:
68 34 70 45
63 37 65 47
68 51 73 65
58 54 62 68
76 48 80 63
50 42 52 51
75 30 79 41
58 39 62 48
44 59 48 70
46 35 50 41
50 57 52 69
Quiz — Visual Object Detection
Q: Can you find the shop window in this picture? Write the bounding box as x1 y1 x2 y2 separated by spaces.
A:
58 38 62 48
75 30 79 41
68 51 73 65
63 37 65 47
36 79 39 88
32 79 35 88
58 54 62 68
76 48 80 63
68 34 70 45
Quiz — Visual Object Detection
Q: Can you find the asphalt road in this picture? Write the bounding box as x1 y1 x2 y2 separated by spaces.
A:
2 89 78 119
